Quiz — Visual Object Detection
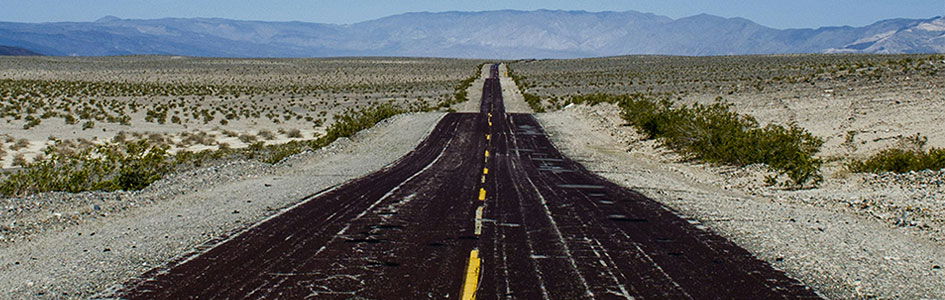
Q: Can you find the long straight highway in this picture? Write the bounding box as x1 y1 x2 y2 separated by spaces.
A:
115 64 821 299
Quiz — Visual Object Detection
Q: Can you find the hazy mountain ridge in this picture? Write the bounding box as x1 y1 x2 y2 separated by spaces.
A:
0 45 42 56
0 10 942 58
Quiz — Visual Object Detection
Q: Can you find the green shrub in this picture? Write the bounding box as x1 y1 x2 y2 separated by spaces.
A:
848 148 945 173
522 93 545 113
286 129 303 138
439 63 486 109
323 103 407 142
223 103 412 166
573 94 824 186
0 61 482 197
23 116 41 129
0 140 173 196
506 66 545 112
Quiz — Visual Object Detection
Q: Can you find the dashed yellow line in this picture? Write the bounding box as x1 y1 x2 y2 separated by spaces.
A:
485 134 491 141
474 206 484 235
478 188 487 201
460 249 481 300
484 150 490 158
483 168 489 175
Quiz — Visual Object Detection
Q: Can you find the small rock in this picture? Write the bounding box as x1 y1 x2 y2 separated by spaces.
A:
103 248 111 252
232 210 240 214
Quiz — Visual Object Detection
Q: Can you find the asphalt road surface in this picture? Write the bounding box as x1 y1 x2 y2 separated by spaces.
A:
115 65 821 299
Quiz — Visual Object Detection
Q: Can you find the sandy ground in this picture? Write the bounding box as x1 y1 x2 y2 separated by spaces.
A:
655 75 945 243
0 56 479 168
455 65 490 113
0 91 438 168
0 112 446 298
497 64 534 114
680 79 945 161
537 104 945 299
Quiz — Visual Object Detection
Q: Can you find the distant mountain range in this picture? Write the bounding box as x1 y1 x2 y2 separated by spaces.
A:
1 10 943 58
0 45 42 56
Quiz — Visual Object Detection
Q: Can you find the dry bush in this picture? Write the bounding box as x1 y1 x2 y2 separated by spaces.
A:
286 129 303 138
221 130 239 137
257 130 276 140
112 131 129 143
238 134 257 144
12 154 27 167
10 139 30 151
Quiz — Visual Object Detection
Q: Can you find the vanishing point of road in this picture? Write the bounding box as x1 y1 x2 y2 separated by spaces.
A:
115 65 821 299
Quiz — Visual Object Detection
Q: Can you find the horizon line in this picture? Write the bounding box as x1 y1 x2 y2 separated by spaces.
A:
5 9 942 31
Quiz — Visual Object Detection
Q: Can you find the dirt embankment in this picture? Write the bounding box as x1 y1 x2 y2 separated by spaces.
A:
0 112 446 298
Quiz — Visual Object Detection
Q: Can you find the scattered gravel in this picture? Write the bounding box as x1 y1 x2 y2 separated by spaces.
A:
497 64 533 114
455 65 489 113
537 103 945 299
0 112 446 298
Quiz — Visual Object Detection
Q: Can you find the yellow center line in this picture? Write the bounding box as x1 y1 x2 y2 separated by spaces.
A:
483 168 489 175
478 188 487 201
474 206 484 235
484 150 490 158
460 249 481 300
488 121 492 127
485 134 491 141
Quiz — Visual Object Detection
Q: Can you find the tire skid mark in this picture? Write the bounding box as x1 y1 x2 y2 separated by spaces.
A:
256 124 464 297
310 124 460 259
508 115 596 299
534 151 684 297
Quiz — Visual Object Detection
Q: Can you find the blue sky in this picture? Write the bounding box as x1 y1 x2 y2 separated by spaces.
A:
1 0 942 29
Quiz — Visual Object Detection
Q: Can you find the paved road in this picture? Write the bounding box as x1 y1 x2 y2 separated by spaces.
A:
116 65 820 299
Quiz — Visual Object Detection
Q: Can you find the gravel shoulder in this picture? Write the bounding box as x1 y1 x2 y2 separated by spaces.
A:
536 104 945 299
0 112 446 298
455 64 490 113
497 63 533 114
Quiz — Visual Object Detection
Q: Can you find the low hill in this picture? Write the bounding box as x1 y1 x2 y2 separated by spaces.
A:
0 11 942 58
0 45 42 56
